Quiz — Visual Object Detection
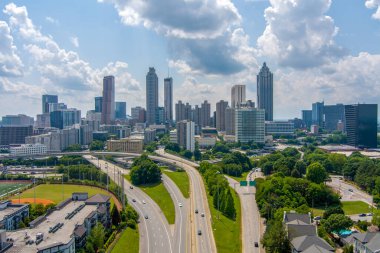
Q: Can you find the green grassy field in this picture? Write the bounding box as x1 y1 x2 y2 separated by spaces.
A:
14 184 117 206
205 180 242 253
229 171 251 182
0 182 29 197
342 201 372 215
111 227 139 253
311 207 325 217
140 182 176 224
162 170 190 198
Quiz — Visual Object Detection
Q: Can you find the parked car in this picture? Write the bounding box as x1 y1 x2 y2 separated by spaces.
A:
358 213 366 217
254 242 259 247
195 209 198 214
198 230 202 235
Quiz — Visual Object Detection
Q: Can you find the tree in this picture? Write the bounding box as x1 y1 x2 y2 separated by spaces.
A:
328 153 347 174
322 214 353 234
85 223 105 253
130 157 161 185
223 189 236 220
64 144 83 152
111 204 121 226
295 160 307 175
323 206 344 219
194 149 202 161
306 162 328 184
262 220 290 253
181 150 193 159
89 140 104 151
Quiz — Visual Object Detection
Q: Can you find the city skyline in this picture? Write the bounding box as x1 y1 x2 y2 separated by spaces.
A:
0 1 380 119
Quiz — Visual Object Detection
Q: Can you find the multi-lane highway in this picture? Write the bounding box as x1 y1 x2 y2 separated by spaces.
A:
84 155 177 253
225 171 264 253
327 175 373 205
155 149 217 253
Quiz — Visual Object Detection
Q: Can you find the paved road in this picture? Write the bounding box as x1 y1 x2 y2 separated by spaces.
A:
155 149 217 253
225 171 264 253
327 176 373 205
84 155 174 253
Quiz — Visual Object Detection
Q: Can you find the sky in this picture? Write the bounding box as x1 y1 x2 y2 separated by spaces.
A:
0 0 380 120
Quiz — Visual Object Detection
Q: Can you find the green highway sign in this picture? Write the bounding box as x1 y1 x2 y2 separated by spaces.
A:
240 181 247 186
249 181 256 187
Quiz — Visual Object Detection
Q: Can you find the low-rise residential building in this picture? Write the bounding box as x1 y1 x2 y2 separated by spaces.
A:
265 121 295 136
4 193 110 253
144 128 156 144
283 211 334 253
0 201 29 231
353 232 380 253
107 137 144 153
9 144 47 156
196 136 216 148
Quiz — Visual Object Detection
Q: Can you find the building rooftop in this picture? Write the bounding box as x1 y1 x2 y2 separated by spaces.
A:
291 235 334 252
354 232 380 253
0 203 27 221
85 194 110 205
6 200 97 253
283 212 311 225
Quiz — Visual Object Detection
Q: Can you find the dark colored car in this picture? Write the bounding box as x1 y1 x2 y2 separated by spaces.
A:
195 209 198 214
198 230 202 235
254 242 259 247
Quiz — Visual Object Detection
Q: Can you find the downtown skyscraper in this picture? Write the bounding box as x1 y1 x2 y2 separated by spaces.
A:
101 76 115 124
164 77 173 123
257 62 273 121
146 67 159 125
231 85 246 108
42 95 58 114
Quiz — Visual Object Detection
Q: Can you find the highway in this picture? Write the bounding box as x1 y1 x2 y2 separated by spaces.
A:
155 149 217 253
327 176 373 205
225 171 264 253
84 155 175 253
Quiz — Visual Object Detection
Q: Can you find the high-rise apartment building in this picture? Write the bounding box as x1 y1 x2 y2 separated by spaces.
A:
231 85 246 108
146 67 159 125
50 109 81 129
176 120 195 152
95 97 103 113
225 106 235 135
235 107 265 143
345 104 377 148
131 107 146 123
115 102 127 120
42 95 58 114
164 77 173 123
101 76 115 124
302 110 312 129
257 62 273 121
176 101 186 122
200 100 211 128
324 104 345 132
216 100 228 131
312 102 324 127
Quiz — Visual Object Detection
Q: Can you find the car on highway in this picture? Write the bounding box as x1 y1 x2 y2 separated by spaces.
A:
201 213 205 217
367 213 373 216
145 215 149 219
348 189 354 192
142 200 146 204
179 203 183 207
254 242 259 248
195 209 198 214
198 230 202 235
359 213 366 217
132 199 136 202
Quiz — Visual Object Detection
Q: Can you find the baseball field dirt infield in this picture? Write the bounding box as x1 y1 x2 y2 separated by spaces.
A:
11 198 54 205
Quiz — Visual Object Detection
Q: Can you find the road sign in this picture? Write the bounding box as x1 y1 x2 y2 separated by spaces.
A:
249 181 256 187
240 181 247 186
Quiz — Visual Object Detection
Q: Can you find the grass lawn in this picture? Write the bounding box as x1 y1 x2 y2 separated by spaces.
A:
139 182 176 224
0 182 29 197
111 227 139 253
229 171 250 182
162 170 190 198
311 207 326 217
342 201 372 215
13 184 117 207
205 179 242 253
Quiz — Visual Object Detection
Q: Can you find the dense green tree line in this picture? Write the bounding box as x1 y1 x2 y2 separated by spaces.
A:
130 155 161 185
1 155 89 167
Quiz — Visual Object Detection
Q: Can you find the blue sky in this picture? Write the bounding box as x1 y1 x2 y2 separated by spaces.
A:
0 0 380 119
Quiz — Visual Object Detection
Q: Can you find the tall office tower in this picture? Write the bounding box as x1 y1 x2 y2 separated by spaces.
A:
115 102 127 120
200 100 211 128
146 67 159 125
50 109 81 129
216 100 228 131
101 76 115 124
156 107 165 124
164 77 173 123
302 110 312 129
176 120 195 152
225 106 235 135
257 62 273 121
345 104 377 148
95 97 103 113
231 85 246 108
42 95 58 114
1 114 34 126
0 125 33 145
324 104 345 132
131 106 146 123
235 107 265 143
175 101 186 122
312 101 324 127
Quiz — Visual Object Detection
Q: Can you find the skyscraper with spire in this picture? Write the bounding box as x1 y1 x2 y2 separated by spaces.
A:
257 62 273 121
146 67 159 125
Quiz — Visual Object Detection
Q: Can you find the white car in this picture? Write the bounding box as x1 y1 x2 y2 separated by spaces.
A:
142 200 146 204
179 203 183 207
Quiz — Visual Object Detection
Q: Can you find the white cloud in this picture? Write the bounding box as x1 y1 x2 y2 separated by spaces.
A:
257 0 346 69
0 20 23 77
45 16 59 24
365 0 380 20
70 36 79 48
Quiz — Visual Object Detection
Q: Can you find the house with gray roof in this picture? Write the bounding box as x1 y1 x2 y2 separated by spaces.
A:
353 232 380 253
